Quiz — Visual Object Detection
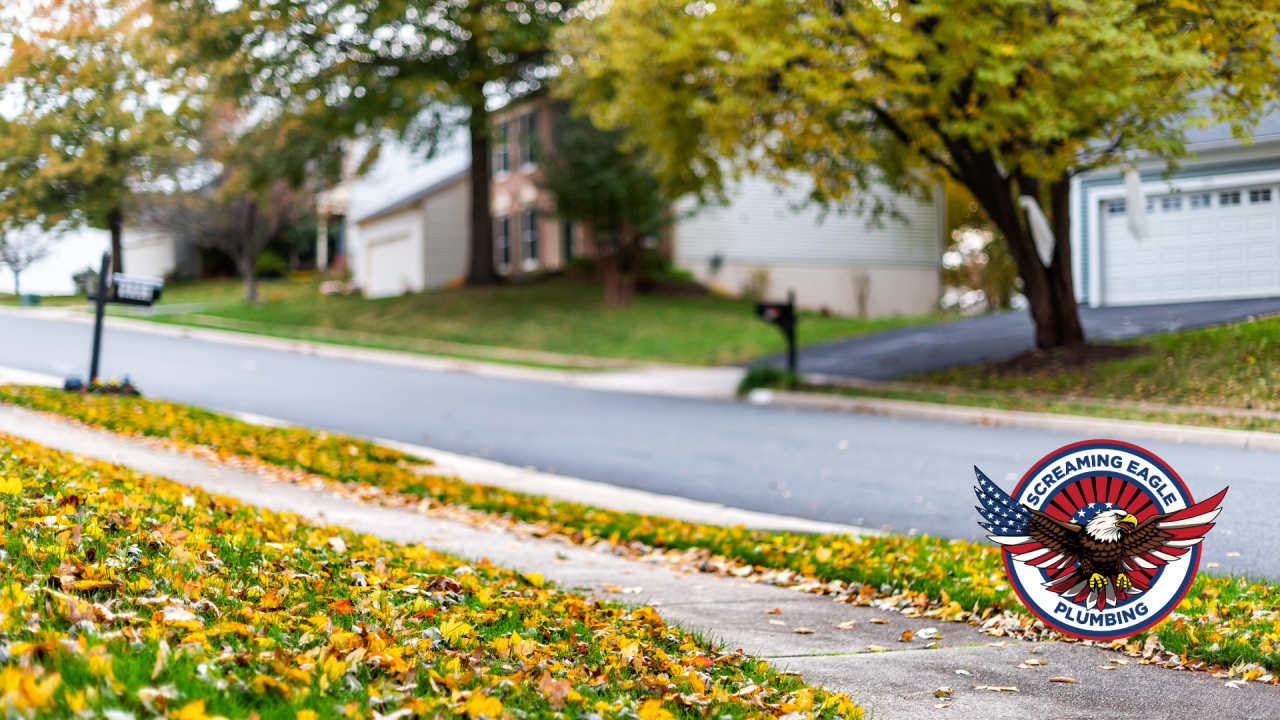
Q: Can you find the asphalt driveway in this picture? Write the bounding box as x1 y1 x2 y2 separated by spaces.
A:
768 296 1280 380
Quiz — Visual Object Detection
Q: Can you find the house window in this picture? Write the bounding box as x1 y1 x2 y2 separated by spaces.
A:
518 112 538 167
521 209 539 266
1189 193 1211 209
1106 199 1126 216
493 123 510 175
1146 197 1154 213
495 215 511 268
1160 196 1181 212
1221 191 1242 206
1250 188 1272 204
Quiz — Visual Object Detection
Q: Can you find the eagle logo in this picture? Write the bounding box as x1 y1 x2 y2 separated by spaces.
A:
975 440 1227 640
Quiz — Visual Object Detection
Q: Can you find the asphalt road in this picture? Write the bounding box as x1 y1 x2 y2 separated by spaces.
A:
774 296 1280 379
1 312 1275 577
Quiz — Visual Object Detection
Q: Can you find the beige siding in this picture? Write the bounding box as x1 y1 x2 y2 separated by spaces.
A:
675 176 941 268
422 179 470 288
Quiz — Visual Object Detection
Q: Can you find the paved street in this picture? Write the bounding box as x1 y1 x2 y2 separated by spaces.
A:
777 296 1280 379
0 311 1275 577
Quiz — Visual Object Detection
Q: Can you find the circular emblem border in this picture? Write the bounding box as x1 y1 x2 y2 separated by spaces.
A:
1002 439 1201 641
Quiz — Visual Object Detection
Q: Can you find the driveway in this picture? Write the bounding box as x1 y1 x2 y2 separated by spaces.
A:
770 296 1280 380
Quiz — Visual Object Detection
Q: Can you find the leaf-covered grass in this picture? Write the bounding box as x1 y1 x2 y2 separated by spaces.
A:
125 276 939 366
0 432 865 719
918 314 1280 410
6 386 1280 677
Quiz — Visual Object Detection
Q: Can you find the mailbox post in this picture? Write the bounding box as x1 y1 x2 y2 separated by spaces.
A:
755 290 797 375
84 251 164 385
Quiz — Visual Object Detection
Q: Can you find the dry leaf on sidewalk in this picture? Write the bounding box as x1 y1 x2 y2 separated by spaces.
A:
835 620 856 630
1047 677 1076 683
864 645 887 652
793 627 814 634
1017 659 1048 669
973 685 1019 692
869 618 890 624
765 608 781 614
933 703 950 709
899 630 914 642
769 620 786 626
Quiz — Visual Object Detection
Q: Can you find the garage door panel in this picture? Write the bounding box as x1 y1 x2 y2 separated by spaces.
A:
1219 273 1246 289
1217 218 1245 236
1189 274 1215 291
1219 244 1245 263
1248 242 1275 261
1247 217 1275 235
1249 271 1276 289
1101 184 1280 305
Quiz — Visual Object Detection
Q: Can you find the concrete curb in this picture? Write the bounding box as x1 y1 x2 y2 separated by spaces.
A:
0 366 864 537
752 389 1280 451
0 307 744 400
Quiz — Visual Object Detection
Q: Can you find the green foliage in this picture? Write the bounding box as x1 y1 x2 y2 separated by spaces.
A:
536 108 666 240
254 250 290 278
556 0 1280 346
737 367 799 396
0 0 202 235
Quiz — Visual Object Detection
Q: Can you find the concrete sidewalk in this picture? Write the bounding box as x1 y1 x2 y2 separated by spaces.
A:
1 403 1274 719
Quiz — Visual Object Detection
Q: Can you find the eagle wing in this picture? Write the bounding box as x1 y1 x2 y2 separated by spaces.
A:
974 467 1085 578
1116 488 1228 591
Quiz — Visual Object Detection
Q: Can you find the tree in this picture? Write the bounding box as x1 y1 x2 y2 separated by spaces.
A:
557 0 1280 350
138 108 323 303
0 0 202 274
536 109 665 306
0 224 60 299
155 0 576 286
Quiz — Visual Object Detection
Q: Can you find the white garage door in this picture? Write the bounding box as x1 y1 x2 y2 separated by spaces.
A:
366 234 415 299
1101 185 1280 305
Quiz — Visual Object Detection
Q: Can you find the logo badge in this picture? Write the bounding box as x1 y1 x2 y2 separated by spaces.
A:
975 439 1227 640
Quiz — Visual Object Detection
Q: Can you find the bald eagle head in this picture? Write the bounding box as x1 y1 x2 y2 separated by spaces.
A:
1084 509 1139 543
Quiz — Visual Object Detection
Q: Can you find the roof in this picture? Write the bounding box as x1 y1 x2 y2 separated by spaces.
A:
355 167 470 225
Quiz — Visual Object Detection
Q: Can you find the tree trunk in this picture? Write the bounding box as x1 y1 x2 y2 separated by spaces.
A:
13 271 20 299
969 168 1084 351
467 100 497 285
108 208 123 274
241 200 259 304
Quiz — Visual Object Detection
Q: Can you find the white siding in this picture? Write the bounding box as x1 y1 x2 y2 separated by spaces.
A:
121 229 176 279
422 178 470 288
359 210 424 298
675 176 941 268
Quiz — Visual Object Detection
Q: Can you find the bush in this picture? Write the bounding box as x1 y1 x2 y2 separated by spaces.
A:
255 250 290 278
737 365 799 395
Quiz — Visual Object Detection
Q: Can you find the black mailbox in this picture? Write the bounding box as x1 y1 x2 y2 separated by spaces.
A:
754 291 798 374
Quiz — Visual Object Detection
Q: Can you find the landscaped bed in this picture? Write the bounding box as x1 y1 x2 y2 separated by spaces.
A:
0 430 864 719
4 386 1280 681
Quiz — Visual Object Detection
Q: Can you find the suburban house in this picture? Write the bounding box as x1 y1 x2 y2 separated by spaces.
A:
119 227 199 280
674 181 944 317
340 97 945 314
1073 115 1280 307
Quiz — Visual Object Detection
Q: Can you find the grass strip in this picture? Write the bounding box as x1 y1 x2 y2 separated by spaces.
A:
0 431 864 719
795 384 1280 434
4 386 1280 678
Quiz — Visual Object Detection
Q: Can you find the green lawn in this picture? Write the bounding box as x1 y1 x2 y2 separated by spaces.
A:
915 314 1280 411
128 276 940 366
0 292 84 306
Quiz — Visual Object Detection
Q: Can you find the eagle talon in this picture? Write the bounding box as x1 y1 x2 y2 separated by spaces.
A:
1115 575 1133 591
1088 573 1109 590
